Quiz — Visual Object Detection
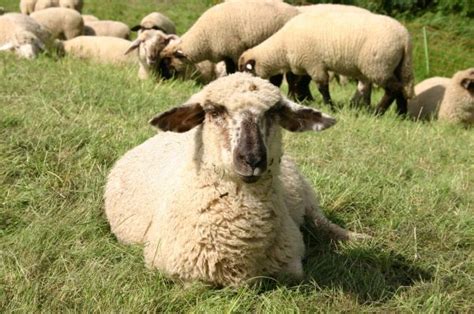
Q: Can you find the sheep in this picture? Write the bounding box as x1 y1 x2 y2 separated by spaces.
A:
438 68 474 125
124 29 178 80
104 73 367 287
291 4 371 102
0 13 52 59
82 14 99 23
131 12 176 35
34 0 83 12
159 0 299 76
30 7 84 40
58 36 136 65
239 11 414 115
297 3 370 14
124 30 226 84
20 0 37 14
407 77 450 120
84 20 131 40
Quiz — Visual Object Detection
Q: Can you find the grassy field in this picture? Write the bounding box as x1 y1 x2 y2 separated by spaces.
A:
1 0 473 312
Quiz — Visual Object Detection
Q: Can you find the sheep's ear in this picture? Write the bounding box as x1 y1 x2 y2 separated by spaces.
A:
174 49 186 59
0 42 14 51
124 37 143 55
160 34 179 46
273 99 336 132
461 78 473 91
149 103 205 132
130 25 141 32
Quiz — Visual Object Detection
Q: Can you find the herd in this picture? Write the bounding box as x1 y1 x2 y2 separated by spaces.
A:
2 0 473 287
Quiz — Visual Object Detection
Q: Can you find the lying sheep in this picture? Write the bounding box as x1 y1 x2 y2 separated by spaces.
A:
58 36 136 65
30 7 83 40
160 0 298 75
438 68 474 125
82 14 99 23
239 11 414 115
84 20 131 40
104 73 367 287
131 12 176 35
34 0 83 12
0 13 52 59
407 77 450 120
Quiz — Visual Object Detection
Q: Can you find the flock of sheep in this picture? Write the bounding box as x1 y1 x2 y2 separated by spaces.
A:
2 0 473 287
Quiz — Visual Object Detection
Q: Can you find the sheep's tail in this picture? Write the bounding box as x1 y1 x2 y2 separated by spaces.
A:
398 33 415 99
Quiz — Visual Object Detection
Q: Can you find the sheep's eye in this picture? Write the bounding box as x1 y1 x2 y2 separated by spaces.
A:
207 110 220 119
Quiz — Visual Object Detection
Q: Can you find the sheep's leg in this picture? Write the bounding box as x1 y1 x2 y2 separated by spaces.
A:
269 74 284 87
395 91 408 115
286 73 314 102
374 88 396 115
306 205 370 241
350 81 372 108
317 82 334 109
224 58 236 74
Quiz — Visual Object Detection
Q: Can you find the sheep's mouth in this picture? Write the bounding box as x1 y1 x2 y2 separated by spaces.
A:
239 175 261 184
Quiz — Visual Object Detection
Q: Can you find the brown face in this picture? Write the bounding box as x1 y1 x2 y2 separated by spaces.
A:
150 96 336 184
461 72 474 94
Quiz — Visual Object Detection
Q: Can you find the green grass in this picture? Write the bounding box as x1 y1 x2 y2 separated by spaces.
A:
1 1 473 312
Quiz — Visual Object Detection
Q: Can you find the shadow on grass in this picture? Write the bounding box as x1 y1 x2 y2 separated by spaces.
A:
254 222 432 304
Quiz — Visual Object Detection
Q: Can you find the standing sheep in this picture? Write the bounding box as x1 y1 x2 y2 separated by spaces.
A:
407 77 450 120
239 11 415 115
84 20 130 40
131 12 176 35
0 13 52 59
30 7 84 40
438 68 474 125
104 73 367 287
159 0 298 76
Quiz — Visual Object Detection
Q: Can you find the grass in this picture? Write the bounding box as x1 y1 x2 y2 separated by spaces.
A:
1 1 473 312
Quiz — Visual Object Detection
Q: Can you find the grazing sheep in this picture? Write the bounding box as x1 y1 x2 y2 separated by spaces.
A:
82 14 99 22
438 68 474 125
104 73 367 287
30 7 84 40
59 36 136 65
131 12 176 35
84 20 131 40
34 0 83 12
239 11 415 115
292 4 371 102
0 13 52 59
407 77 450 120
159 0 298 75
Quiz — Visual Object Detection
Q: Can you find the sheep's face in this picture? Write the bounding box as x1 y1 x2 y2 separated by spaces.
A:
149 74 336 184
159 39 189 79
459 69 474 95
125 30 178 70
238 52 271 79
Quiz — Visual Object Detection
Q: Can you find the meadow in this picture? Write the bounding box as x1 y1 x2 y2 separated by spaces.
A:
1 0 473 312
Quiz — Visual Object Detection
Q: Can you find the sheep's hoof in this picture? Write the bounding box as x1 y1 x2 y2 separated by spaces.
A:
345 231 372 241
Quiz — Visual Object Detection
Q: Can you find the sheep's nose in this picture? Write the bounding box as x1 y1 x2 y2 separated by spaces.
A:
238 153 267 175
